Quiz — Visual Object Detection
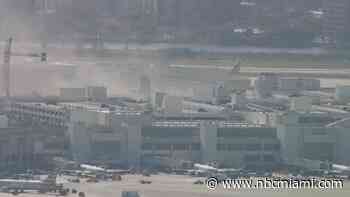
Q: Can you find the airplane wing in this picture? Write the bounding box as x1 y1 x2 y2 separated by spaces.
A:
80 164 106 172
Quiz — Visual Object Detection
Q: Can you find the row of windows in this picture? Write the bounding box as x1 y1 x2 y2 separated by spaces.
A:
12 113 66 122
217 143 279 151
92 142 121 154
141 143 200 151
11 106 66 116
303 143 334 162
12 115 67 129
141 127 199 138
217 128 277 138
244 154 275 162
11 114 67 124
12 110 66 118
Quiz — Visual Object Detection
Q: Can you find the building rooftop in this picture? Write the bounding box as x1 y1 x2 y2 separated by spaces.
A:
11 102 66 111
152 121 200 128
218 121 269 128
59 102 142 115
150 120 269 128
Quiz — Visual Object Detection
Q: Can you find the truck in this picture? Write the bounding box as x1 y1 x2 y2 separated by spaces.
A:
122 191 140 197
0 174 67 195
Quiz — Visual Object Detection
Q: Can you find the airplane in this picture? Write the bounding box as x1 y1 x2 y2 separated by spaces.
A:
54 156 131 176
193 163 219 172
78 164 131 181
164 58 243 83
80 164 106 173
293 158 350 177
192 163 242 178
326 164 350 177
167 57 241 73
80 164 130 174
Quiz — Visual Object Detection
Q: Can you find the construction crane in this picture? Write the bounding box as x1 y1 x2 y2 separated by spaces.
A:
3 37 47 99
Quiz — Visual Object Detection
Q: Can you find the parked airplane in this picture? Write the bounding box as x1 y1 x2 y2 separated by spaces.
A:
293 158 350 177
80 164 130 174
167 58 241 75
80 164 106 172
194 163 241 173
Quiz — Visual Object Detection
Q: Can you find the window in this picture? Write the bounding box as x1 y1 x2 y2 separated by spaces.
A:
217 128 276 138
141 127 197 138
155 144 171 151
245 144 262 151
141 143 153 150
191 143 201 151
264 143 280 151
263 154 275 162
244 155 260 162
228 144 243 151
217 144 227 151
173 144 188 151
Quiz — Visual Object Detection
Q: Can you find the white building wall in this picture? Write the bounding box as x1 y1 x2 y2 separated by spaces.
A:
276 112 340 165
0 115 8 128
200 121 218 163
67 122 92 162
125 123 142 167
277 125 301 164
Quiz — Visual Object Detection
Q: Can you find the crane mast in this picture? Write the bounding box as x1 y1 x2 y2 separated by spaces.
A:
3 37 12 99
2 37 47 99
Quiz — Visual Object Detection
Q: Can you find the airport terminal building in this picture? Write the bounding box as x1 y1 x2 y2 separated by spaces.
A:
4 98 350 171
66 103 280 169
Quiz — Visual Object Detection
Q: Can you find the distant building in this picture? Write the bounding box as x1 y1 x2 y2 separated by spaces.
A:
59 86 107 102
162 95 183 114
60 88 86 101
322 0 350 44
152 92 167 110
7 102 69 130
0 127 44 170
255 73 280 99
0 114 66 171
86 86 107 101
138 75 151 101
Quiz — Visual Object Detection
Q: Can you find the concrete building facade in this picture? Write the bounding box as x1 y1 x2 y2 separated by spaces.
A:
276 111 350 166
67 105 280 169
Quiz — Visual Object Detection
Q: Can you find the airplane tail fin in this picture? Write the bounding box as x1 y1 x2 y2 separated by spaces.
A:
230 58 241 74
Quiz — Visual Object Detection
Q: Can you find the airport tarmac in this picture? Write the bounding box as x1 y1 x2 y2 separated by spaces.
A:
0 174 349 197
3 53 350 97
